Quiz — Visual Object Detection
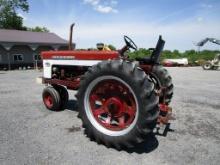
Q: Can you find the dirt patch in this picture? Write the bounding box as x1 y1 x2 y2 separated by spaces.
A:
66 126 81 133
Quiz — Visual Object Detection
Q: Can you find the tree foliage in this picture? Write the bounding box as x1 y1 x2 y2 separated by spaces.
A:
0 0 50 32
27 26 50 32
0 0 29 30
108 44 116 51
128 48 220 65
0 11 24 30
0 0 29 12
129 48 151 59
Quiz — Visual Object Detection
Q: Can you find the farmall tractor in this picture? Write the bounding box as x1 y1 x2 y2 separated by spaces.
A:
40 24 174 149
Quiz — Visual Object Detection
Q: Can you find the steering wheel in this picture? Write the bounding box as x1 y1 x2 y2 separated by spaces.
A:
124 36 138 50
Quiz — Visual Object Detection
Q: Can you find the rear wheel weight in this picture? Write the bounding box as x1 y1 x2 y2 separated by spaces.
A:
77 60 159 149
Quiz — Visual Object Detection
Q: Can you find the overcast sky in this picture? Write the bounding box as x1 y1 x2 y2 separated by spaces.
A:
20 0 220 51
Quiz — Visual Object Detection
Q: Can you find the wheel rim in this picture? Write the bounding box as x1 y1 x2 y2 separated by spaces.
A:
84 76 139 136
43 93 53 108
204 64 211 69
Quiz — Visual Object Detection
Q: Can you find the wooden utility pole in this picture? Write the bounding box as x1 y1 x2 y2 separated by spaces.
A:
7 52 11 70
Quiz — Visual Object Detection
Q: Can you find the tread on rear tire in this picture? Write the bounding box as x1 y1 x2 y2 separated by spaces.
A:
151 65 174 105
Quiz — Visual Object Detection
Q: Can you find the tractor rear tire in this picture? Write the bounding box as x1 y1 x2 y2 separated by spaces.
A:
202 62 212 70
42 86 61 111
53 85 69 110
76 60 159 149
151 65 174 105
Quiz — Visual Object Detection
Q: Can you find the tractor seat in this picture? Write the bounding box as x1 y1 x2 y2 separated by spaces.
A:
135 35 165 65
136 57 152 64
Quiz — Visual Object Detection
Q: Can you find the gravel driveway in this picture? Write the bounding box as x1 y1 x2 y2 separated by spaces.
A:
0 67 219 165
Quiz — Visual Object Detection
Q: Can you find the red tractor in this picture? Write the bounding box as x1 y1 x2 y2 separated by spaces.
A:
40 24 174 149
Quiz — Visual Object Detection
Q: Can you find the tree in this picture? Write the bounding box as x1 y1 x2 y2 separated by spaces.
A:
0 0 50 32
0 0 29 30
0 0 29 12
28 26 50 32
128 47 220 65
0 11 24 30
128 48 151 59
108 44 116 51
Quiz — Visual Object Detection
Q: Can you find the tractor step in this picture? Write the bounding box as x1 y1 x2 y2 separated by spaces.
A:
158 104 175 125
154 104 175 135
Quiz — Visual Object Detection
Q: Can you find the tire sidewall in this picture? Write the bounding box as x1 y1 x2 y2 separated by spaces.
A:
42 87 61 111
203 62 212 70
53 85 69 109
151 65 173 104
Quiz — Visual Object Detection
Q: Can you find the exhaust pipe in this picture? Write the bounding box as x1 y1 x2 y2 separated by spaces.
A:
69 23 75 50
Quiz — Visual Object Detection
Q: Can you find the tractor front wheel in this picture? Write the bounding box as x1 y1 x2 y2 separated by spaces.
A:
53 85 69 110
77 60 159 149
42 86 61 111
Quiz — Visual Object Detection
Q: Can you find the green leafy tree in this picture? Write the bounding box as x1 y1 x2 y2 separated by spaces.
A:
128 48 219 65
0 0 29 30
28 26 50 32
129 48 151 59
108 44 116 51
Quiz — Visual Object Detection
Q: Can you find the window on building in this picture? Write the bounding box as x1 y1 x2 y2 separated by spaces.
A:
13 54 24 62
33 54 41 61
0 55 2 62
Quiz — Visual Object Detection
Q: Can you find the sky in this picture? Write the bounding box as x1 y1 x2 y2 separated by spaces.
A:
19 0 220 51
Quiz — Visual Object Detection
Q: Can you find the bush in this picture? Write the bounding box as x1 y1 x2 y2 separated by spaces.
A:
128 48 219 64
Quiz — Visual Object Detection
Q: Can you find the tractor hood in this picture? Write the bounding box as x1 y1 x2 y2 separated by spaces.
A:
41 50 119 60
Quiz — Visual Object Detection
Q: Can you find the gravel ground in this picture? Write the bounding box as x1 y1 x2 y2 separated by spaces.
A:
0 67 220 165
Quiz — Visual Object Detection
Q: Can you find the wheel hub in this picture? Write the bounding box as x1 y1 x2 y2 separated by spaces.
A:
105 97 124 117
44 94 53 108
86 78 137 132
